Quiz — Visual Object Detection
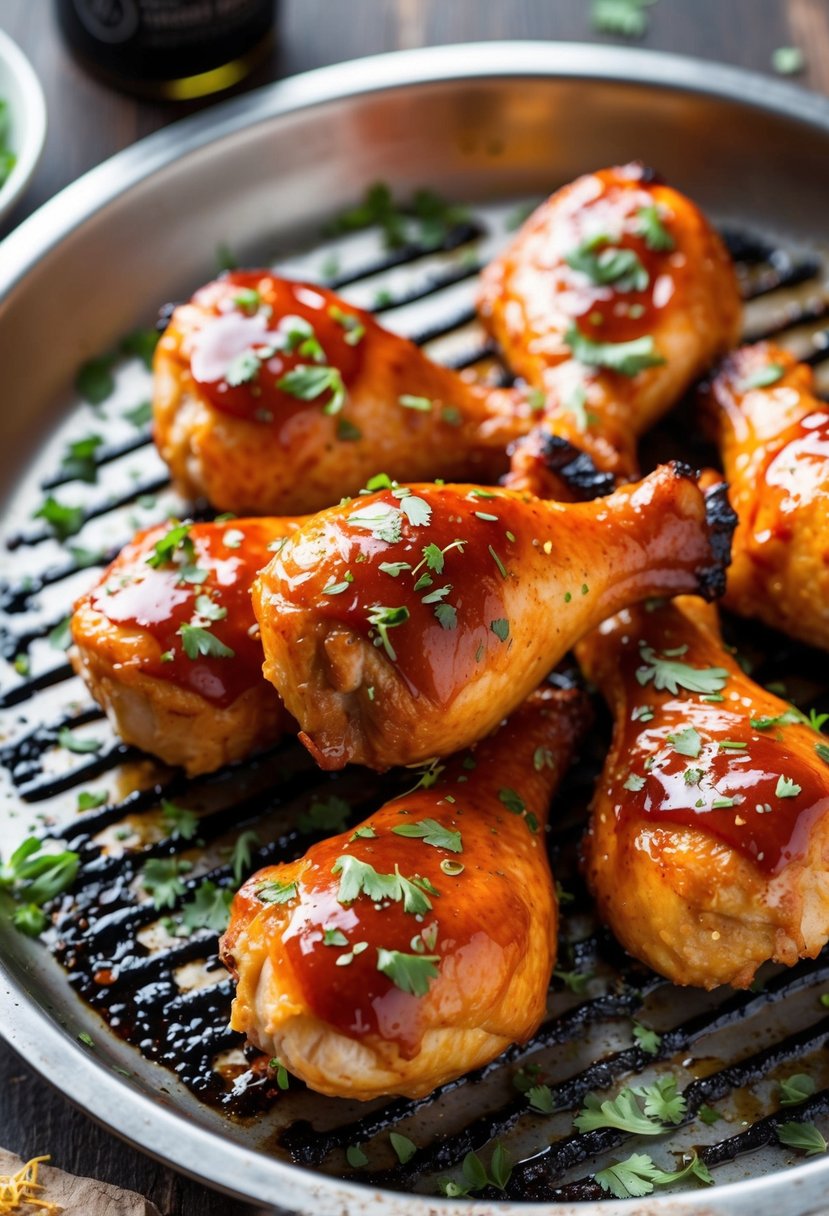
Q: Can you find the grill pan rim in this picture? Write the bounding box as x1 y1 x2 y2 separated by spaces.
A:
2 39 829 1215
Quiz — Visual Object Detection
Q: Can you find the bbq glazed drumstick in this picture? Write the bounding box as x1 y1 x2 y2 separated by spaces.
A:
478 164 741 489
70 517 297 776
576 597 829 990
220 686 589 1100
252 463 735 771
700 342 829 651
153 272 538 516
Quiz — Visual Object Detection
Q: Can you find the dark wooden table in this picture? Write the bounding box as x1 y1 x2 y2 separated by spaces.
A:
1 1 827 1213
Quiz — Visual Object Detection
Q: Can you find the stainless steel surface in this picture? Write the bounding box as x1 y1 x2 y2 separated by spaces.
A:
2 40 829 1216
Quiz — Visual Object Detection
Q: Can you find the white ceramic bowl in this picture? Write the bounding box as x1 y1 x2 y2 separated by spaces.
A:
0 27 46 224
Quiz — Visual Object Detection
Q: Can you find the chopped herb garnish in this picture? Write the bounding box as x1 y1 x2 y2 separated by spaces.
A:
434 603 457 630
120 327 160 368
398 394 432 412
595 1149 712 1200
77 790 107 812
337 417 362 441
277 364 346 414
590 0 659 39
565 325 665 376
60 434 103 483
142 857 191 909
76 356 115 405
226 349 262 386
817 743 829 765
624 773 646 792
738 363 786 392
346 1144 368 1168
177 624 234 660
554 967 594 994
632 1021 661 1054
57 726 102 755
333 855 435 914
269 1056 290 1090
348 500 403 543
392 819 462 853
161 799 199 841
146 521 194 568
180 880 234 933
527 1083 556 1113
488 544 508 579
566 235 649 292
367 604 410 660
0 837 80 933
377 947 440 996
684 767 703 786
123 400 153 429
751 709 803 730
378 560 411 577
229 829 260 883
322 575 353 595
34 496 84 540
777 1121 827 1156
256 878 298 905
666 725 702 758
698 1103 722 1125
776 775 802 799
779 1073 816 1107
635 203 676 252
298 795 350 835
575 1086 668 1136
323 927 349 947
328 305 365 345
772 46 805 76
636 644 729 695
490 617 510 642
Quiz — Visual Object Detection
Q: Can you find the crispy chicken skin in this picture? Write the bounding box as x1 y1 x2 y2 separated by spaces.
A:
576 597 829 990
220 686 589 1100
700 342 829 651
252 463 735 771
478 164 741 487
70 518 296 776
153 272 536 515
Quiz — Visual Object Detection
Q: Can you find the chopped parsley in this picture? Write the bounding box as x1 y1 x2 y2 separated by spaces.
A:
77 790 107 812
564 325 665 376
390 1132 417 1164
161 800 199 841
34 496 84 541
0 837 80 935
595 1150 712 1200
180 880 233 933
255 878 298 905
328 305 365 345
777 1121 827 1156
346 1144 368 1168
76 356 115 405
376 947 440 996
575 1076 685 1136
527 1083 556 1113
146 521 194 569
590 0 659 39
57 726 102 754
399 394 432 412
636 644 728 695
635 203 676 252
666 725 701 757
142 857 192 909
779 1073 816 1107
738 363 786 392
277 364 346 415
490 618 510 642
229 829 260 883
624 773 646 792
632 1021 661 1054
434 603 457 630
566 235 649 291
333 855 435 914
60 434 103 483
298 795 350 834
177 624 234 660
367 604 410 660
392 818 462 853
775 775 802 799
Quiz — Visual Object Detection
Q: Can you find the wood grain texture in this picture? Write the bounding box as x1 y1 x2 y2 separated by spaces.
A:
0 1 824 1213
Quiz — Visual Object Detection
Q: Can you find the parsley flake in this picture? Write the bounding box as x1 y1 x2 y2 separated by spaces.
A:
635 203 676 252
565 325 665 376
377 947 440 996
392 819 462 853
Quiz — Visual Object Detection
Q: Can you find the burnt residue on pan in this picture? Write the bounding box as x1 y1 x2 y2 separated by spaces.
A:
1 207 829 1199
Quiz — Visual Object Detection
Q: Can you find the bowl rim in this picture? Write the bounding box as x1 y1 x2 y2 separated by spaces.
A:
0 26 47 222
2 40 829 1216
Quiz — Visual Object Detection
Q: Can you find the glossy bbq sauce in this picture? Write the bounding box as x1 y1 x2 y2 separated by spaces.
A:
170 273 370 426
610 611 829 873
252 717 555 1055
522 174 689 352
86 519 283 707
266 486 527 705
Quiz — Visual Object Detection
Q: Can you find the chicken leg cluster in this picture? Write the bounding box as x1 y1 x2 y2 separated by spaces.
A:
62 164 829 1107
